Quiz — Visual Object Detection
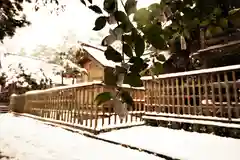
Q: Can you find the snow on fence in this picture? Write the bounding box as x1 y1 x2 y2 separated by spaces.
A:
9 81 145 133
142 64 240 120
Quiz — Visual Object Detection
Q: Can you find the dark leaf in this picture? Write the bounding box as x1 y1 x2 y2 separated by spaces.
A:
130 62 148 73
124 0 137 15
94 92 113 106
88 0 92 4
101 35 116 46
107 14 117 24
104 0 117 13
123 43 133 58
156 54 166 62
112 27 124 39
183 29 190 39
93 16 107 31
211 26 223 36
123 35 133 47
213 7 222 16
134 34 145 57
118 22 133 33
129 57 148 73
115 66 127 74
152 62 163 75
104 46 123 62
114 11 128 23
205 27 212 38
144 24 167 50
219 18 228 28
125 72 143 87
200 19 210 27
89 5 103 14
133 8 150 26
148 3 161 11
129 56 143 65
80 0 86 6
55 0 59 5
120 90 134 106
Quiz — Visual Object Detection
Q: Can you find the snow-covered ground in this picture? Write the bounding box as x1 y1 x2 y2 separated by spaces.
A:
98 126 240 160
0 113 162 160
1 113 240 160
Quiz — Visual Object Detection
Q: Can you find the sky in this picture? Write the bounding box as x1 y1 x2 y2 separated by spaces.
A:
1 0 159 54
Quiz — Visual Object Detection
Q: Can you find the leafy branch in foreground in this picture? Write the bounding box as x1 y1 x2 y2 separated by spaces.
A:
83 0 240 115
94 88 133 119
85 0 168 112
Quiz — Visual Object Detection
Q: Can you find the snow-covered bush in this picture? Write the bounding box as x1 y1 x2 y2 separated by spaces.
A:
5 63 52 94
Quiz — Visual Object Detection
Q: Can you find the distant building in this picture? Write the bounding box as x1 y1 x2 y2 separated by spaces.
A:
0 53 73 86
77 43 119 85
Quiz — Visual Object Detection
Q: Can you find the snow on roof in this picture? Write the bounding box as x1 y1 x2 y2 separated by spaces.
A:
82 45 118 68
191 40 240 57
62 59 88 74
81 43 171 69
141 64 240 80
1 54 72 85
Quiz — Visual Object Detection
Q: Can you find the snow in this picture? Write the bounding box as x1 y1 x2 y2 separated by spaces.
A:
0 113 162 160
1 54 73 85
25 80 144 95
25 81 103 94
1 113 240 160
192 39 240 55
145 112 240 123
82 45 117 68
142 115 240 129
98 126 240 160
141 64 240 80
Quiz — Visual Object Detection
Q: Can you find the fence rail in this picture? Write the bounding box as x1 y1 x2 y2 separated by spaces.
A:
142 64 240 120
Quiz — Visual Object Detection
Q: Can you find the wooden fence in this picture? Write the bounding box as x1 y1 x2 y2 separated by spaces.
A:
10 81 145 133
142 64 240 120
9 65 240 134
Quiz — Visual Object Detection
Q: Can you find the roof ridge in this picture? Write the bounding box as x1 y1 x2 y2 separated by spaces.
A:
78 41 105 52
5 53 61 66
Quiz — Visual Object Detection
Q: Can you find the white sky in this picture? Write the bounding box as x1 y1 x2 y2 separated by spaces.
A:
1 0 159 54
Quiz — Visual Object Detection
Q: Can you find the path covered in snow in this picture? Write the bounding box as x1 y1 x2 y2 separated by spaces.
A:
98 126 240 160
1 113 240 160
0 113 161 160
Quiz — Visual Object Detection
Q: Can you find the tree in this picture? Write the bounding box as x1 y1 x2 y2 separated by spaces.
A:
83 0 240 106
0 0 65 42
0 0 31 42
4 63 51 94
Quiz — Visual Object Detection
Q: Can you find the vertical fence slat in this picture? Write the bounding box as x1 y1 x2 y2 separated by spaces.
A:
232 71 239 118
158 80 162 113
186 77 191 115
224 72 232 120
198 76 203 116
171 79 175 114
94 86 99 130
210 74 216 117
176 78 180 114
79 88 83 125
192 77 197 115
166 79 170 113
203 75 209 116
217 74 223 117
181 77 185 115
